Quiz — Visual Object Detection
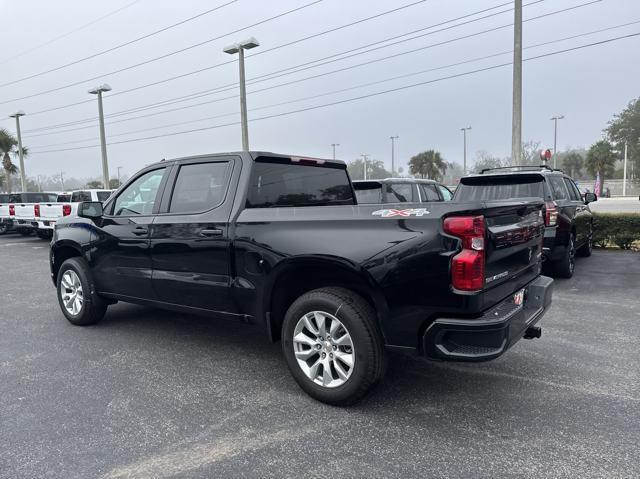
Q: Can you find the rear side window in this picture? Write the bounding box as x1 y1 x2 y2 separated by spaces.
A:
169 161 230 213
420 184 441 202
455 177 545 201
548 176 569 200
57 194 71 202
354 185 383 204
246 161 354 208
386 183 416 203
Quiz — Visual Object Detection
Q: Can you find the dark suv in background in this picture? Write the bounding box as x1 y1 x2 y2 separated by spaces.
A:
454 166 597 278
353 178 453 204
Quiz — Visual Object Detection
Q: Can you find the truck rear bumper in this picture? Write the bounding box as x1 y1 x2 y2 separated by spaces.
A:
422 275 553 361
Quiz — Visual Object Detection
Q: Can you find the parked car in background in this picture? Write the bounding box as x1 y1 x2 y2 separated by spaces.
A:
453 165 597 278
35 189 114 238
353 178 453 204
50 151 553 405
0 192 59 236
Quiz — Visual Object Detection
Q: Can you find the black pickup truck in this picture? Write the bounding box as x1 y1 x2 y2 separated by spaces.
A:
50 151 553 405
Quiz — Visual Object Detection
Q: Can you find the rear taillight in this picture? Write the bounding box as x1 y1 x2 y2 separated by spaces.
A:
9 204 15 216
443 215 485 292
34 204 40 217
545 201 558 226
62 204 72 216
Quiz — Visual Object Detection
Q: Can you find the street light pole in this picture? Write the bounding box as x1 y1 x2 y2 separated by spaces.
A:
60 172 65 191
511 0 522 166
361 154 369 180
9 111 26 192
460 126 472 174
389 136 399 176
623 141 628 196
331 143 340 160
88 84 112 189
223 37 260 151
117 166 123 188
550 115 564 168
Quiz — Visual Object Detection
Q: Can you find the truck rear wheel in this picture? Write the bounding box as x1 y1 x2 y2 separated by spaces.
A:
17 227 32 236
281 287 384 406
56 257 107 326
554 234 576 278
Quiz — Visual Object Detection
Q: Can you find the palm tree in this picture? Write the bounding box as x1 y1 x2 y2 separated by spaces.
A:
408 150 448 180
586 140 616 196
0 129 19 193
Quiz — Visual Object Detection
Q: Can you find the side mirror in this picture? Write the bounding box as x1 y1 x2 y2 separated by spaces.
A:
584 192 597 204
78 201 103 219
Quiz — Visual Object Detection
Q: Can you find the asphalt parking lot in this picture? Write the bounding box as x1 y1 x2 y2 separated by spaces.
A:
1 233 638 479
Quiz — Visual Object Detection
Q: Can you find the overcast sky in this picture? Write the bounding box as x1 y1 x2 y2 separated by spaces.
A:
1 0 638 180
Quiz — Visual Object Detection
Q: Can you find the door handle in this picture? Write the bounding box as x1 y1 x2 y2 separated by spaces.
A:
132 227 148 235
200 228 223 237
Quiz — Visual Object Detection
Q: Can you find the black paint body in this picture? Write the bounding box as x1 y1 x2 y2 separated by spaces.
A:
51 152 552 357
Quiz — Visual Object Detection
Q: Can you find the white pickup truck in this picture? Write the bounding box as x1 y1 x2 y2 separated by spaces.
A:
0 192 59 236
35 189 113 238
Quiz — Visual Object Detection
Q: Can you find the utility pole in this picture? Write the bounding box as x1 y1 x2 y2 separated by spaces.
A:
9 111 26 191
550 115 564 168
460 126 472 174
389 136 399 176
88 84 112 189
331 143 340 160
224 37 260 151
623 141 628 196
60 172 65 191
117 166 123 188
511 0 522 166
361 154 369 180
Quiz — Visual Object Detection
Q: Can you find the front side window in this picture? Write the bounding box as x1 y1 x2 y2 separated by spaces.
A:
386 183 415 203
420 184 441 202
548 176 569 200
169 161 230 213
97 191 112 202
564 178 582 201
246 161 353 208
113 168 165 216
438 185 453 201
71 191 91 202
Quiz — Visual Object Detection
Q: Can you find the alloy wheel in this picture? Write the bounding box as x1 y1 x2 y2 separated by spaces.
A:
292 311 355 388
60 270 84 316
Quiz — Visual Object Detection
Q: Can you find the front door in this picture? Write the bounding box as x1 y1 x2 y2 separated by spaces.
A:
150 157 238 314
92 166 169 300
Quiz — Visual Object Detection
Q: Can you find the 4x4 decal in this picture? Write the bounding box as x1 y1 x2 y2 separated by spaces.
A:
372 208 430 218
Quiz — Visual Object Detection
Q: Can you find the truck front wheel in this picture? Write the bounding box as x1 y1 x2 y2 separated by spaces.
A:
281 287 384 406
56 257 107 326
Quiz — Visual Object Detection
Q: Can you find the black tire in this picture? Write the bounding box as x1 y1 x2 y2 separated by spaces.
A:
17 227 32 236
577 228 593 257
56 257 107 326
554 233 576 278
281 287 385 406
0 223 8 235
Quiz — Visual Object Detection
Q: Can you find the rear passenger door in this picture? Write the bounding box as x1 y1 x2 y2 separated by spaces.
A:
150 156 239 314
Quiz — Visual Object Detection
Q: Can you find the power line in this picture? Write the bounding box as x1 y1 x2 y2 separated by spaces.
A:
20 0 431 118
27 31 640 154
0 0 239 88
0 0 143 65
29 21 640 148
22 0 604 136
0 0 324 105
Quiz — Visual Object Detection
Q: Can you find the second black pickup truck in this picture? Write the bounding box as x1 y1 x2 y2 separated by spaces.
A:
50 152 553 405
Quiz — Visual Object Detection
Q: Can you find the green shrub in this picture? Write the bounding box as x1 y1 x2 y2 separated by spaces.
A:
592 213 640 250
